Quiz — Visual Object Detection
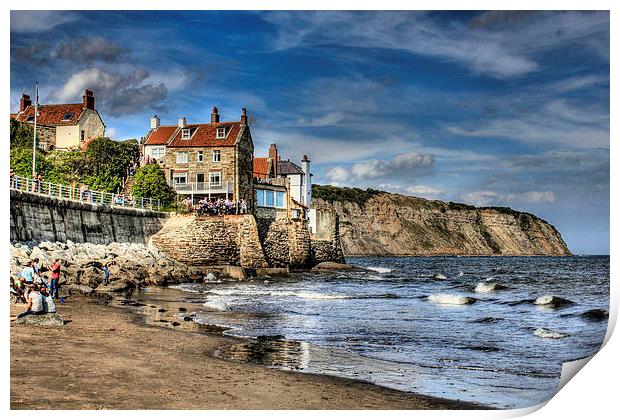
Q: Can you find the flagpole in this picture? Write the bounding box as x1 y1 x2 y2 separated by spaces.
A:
32 81 38 178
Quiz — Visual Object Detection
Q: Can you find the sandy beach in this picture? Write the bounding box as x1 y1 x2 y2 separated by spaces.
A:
10 293 485 410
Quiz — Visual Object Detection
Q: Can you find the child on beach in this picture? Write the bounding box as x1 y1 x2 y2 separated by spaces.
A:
41 286 56 313
103 263 110 285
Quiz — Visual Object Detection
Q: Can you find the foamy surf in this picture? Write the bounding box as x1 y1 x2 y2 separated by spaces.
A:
427 294 476 305
475 282 505 293
433 274 448 280
533 328 569 339
534 295 574 307
365 266 392 273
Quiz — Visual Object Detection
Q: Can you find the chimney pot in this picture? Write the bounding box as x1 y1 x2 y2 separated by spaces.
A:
20 94 32 112
83 89 95 110
211 106 220 124
178 117 186 128
150 114 160 130
240 108 248 125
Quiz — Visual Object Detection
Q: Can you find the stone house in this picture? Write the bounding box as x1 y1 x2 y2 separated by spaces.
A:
12 90 105 151
141 107 254 208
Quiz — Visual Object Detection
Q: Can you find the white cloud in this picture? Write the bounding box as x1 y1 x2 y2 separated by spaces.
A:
459 190 557 206
325 152 434 182
405 185 446 197
11 11 76 33
297 112 345 127
262 11 608 79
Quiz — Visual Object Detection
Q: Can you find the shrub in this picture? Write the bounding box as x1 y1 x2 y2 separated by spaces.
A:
131 164 176 206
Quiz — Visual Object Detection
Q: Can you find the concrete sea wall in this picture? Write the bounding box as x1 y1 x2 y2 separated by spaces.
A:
10 189 168 245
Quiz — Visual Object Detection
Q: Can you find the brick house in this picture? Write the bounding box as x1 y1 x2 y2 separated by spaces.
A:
142 107 254 208
12 89 105 151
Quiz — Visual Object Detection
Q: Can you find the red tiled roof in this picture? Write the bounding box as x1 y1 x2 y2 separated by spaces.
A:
144 126 178 145
15 104 85 126
167 122 241 148
253 157 270 178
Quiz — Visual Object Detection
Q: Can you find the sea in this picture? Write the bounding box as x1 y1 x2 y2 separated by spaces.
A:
160 256 609 409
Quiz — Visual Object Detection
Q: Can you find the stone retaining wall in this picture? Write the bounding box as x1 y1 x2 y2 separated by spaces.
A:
10 190 167 245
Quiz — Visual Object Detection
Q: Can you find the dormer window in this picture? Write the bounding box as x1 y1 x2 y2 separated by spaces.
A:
216 127 226 139
181 128 191 140
26 116 35 122
62 112 74 121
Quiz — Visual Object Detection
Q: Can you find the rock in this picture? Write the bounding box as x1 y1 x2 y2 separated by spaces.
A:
61 284 94 295
256 267 290 277
96 279 137 293
311 261 362 271
15 312 64 326
581 309 608 322
178 307 187 312
78 266 104 288
221 265 247 281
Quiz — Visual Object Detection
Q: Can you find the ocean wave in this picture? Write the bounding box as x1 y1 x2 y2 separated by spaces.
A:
207 289 399 301
475 282 507 294
534 295 574 308
533 328 569 339
473 317 503 324
432 273 448 280
427 294 476 305
202 299 228 311
365 266 393 273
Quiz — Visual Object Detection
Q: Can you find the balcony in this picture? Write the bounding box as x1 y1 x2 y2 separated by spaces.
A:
168 180 233 195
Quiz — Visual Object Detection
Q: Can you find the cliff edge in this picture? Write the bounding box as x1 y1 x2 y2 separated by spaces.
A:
311 185 570 256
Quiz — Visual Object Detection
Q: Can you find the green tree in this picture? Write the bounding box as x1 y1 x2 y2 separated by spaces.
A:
81 137 139 192
10 118 34 149
131 164 176 206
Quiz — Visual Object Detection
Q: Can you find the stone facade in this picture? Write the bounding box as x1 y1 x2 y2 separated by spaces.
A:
10 190 167 245
309 209 345 264
150 215 268 268
35 125 57 151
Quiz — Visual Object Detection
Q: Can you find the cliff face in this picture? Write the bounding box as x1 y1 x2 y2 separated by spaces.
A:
311 192 570 256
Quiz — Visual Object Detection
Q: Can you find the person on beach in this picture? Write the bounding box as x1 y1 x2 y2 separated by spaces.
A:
21 261 35 285
102 263 110 286
41 286 56 313
49 259 61 299
16 284 45 318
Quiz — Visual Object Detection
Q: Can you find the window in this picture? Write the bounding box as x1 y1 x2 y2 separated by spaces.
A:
197 151 204 162
172 173 187 185
209 171 221 187
62 112 74 121
26 116 35 122
291 209 301 219
80 130 85 142
181 128 191 139
150 146 165 159
265 190 275 207
256 189 265 206
176 151 189 164
216 127 226 138
212 150 221 162
275 191 285 208
196 173 205 184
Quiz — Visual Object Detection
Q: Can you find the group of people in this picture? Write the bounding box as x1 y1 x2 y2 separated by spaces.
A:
189 197 248 216
11 259 61 318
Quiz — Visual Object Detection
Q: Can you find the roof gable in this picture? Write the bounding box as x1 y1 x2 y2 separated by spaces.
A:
15 104 85 126
278 160 304 175
167 122 241 148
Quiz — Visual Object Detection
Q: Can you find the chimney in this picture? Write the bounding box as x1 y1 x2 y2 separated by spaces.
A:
178 117 186 128
301 155 312 206
269 143 278 177
20 94 32 112
211 107 220 124
83 89 95 110
240 108 248 125
150 114 160 130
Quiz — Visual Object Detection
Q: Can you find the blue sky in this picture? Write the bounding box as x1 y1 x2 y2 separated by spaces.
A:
10 11 609 254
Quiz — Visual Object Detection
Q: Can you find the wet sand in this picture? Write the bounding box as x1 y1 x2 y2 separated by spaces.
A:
10 294 486 410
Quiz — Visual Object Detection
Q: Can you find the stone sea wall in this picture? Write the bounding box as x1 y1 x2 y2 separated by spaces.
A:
10 190 167 245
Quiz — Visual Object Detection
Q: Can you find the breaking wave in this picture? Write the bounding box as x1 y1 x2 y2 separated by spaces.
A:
533 328 569 339
365 266 393 273
534 295 574 308
475 282 507 294
427 294 476 305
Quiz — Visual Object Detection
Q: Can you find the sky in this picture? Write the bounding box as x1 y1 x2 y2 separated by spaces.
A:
10 10 610 254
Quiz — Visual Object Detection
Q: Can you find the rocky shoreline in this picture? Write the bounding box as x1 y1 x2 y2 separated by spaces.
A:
10 240 207 294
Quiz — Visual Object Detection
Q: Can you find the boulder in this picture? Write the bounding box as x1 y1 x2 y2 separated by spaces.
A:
78 266 104 288
15 312 64 326
311 261 363 272
61 284 94 295
221 265 247 281
256 267 290 277
96 278 137 293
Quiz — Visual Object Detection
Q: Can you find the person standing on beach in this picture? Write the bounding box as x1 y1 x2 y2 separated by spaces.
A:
102 263 110 286
49 259 61 299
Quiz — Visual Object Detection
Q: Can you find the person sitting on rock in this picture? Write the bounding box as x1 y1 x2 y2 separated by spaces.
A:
16 284 45 318
40 286 56 313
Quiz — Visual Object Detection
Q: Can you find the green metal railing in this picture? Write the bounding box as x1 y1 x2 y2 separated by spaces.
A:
10 175 161 211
